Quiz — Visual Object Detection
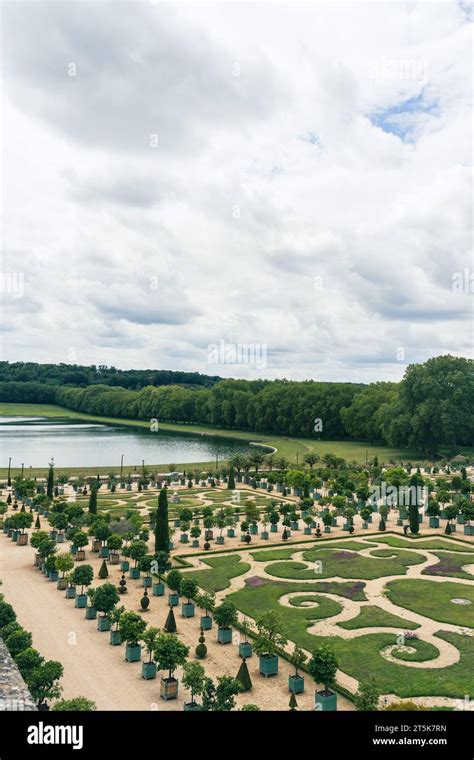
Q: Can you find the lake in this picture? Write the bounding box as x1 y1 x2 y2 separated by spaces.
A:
0 417 259 468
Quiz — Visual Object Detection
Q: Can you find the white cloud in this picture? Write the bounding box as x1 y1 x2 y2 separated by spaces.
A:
1 0 472 381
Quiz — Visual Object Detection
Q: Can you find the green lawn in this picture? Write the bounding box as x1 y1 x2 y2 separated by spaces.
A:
228 580 474 698
385 579 474 628
264 547 425 580
366 536 474 553
182 554 251 592
0 401 447 473
338 605 420 631
421 552 474 581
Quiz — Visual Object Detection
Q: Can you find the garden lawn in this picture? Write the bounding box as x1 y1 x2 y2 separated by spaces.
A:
264 548 425 580
365 536 474 553
421 552 474 580
338 605 420 631
227 581 474 698
385 579 474 628
250 541 377 563
182 554 250 592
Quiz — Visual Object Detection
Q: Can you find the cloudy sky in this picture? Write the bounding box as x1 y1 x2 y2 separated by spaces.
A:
1 0 472 382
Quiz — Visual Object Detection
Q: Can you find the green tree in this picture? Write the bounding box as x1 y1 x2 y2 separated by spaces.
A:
182 661 206 706
153 634 189 680
52 697 97 711
355 678 380 711
27 660 64 707
46 461 54 499
308 645 338 693
155 487 169 554
201 675 243 712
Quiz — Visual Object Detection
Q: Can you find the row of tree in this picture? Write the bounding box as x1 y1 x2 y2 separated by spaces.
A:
1 356 472 456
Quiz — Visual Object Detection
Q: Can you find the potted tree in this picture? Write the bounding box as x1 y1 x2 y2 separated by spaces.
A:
443 504 458 534
190 526 201 548
44 555 58 581
94 583 120 632
238 619 253 659
360 507 372 529
139 555 154 588
214 600 238 644
107 533 123 565
288 646 307 694
196 591 215 631
109 605 125 645
426 499 441 529
128 540 147 580
182 661 205 711
73 530 89 561
142 626 159 679
322 511 333 533
15 511 33 545
152 551 170 596
119 610 147 662
254 610 287 677
154 633 189 701
308 644 338 711
72 564 94 608
269 511 279 533
55 553 74 590
180 578 198 618
166 569 182 607
85 588 97 620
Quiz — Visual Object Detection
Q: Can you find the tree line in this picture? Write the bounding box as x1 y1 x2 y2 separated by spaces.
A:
0 355 472 456
0 361 220 390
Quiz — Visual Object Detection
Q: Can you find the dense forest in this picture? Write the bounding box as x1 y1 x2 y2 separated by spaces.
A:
0 356 472 456
0 362 220 390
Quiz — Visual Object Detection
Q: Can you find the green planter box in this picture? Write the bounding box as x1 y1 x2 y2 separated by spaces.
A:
215 536 225 545
57 578 68 590
457 515 465 525
315 690 337 711
249 525 258 535
193 518 200 526
396 518 403 526
192 540 199 548
200 615 212 630
304 527 312 535
180 534 189 543
174 519 180 528
260 531 269 540
418 514 423 523
120 560 130 572
289 674 305 694
110 630 122 646
464 525 474 536
290 522 299 531
125 644 141 662
217 627 232 644
49 530 57 540
142 661 156 680
331 518 338 527
161 677 179 701
129 568 140 580
181 602 195 618
143 577 152 588
49 571 59 582
97 615 111 632
85 607 97 620
238 641 253 658
70 545 78 555
153 582 165 596
65 587 76 599
324 526 331 533
429 517 440 528
184 701 201 711
57 534 65 543
99 547 109 558
259 654 279 677
270 524 278 533
227 528 235 538
362 522 369 529
168 592 179 607
75 594 87 608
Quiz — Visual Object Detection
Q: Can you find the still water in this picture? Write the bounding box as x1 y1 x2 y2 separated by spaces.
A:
0 417 257 468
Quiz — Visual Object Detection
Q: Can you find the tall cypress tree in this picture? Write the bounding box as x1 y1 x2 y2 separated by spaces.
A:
46 461 54 499
155 487 169 554
89 482 98 515
227 465 235 490
408 480 419 534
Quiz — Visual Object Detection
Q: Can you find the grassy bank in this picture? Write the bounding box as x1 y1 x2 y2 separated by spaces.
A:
0 402 469 476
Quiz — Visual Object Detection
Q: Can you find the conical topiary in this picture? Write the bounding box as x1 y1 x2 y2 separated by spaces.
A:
140 588 150 611
289 693 298 711
164 606 177 633
379 518 386 531
282 528 289 541
445 522 452 535
235 658 252 692
195 628 207 659
35 516 41 529
20 503 26 512
98 560 109 579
